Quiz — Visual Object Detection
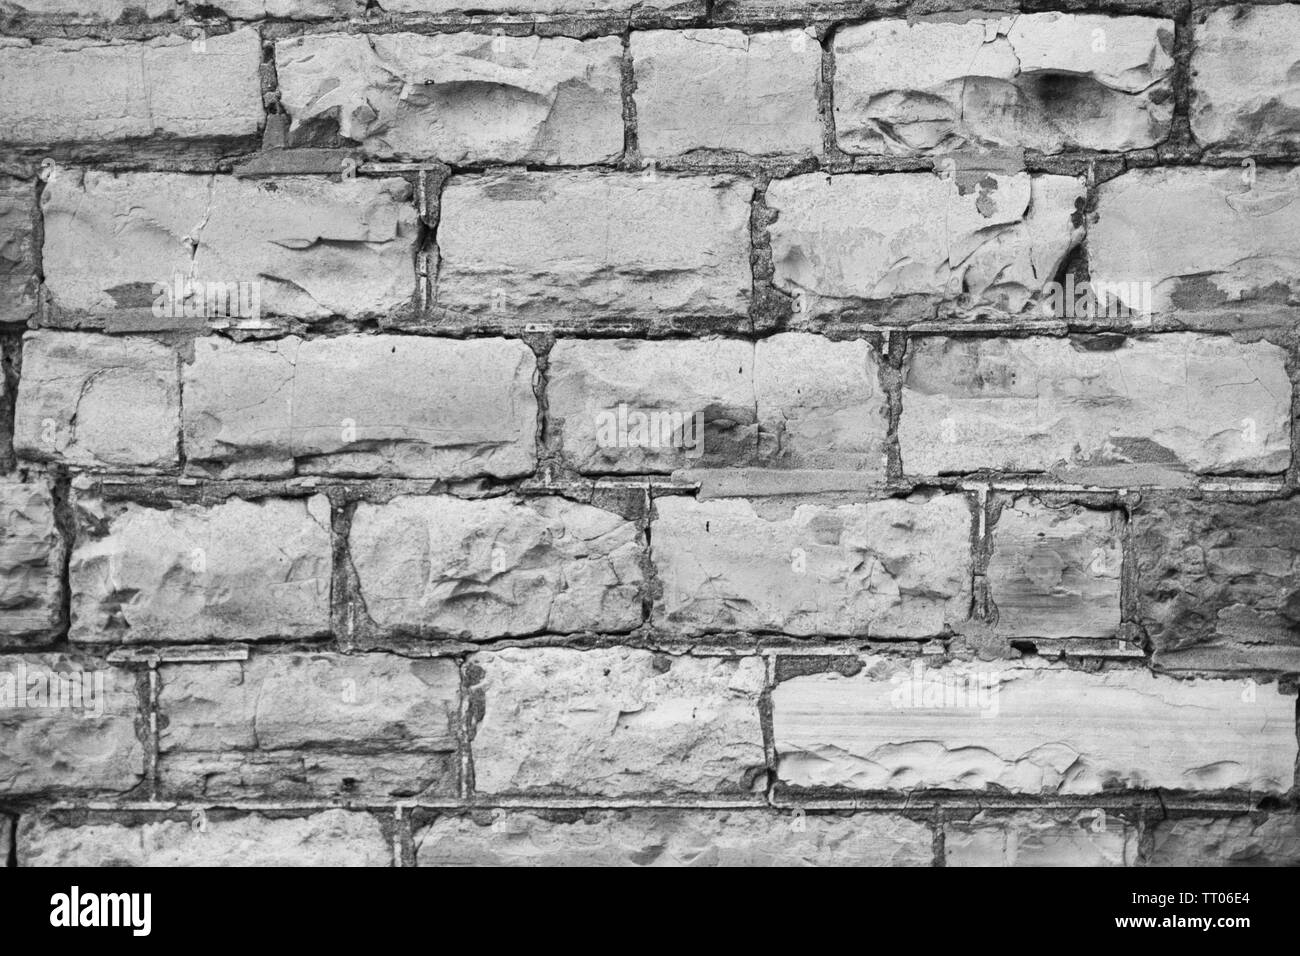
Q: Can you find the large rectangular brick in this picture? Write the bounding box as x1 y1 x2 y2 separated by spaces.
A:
1148 815 1300 867
70 495 332 644
182 335 537 479
0 478 63 644
900 335 1291 482
433 171 752 321
42 171 417 322
547 334 888 475
468 648 766 796
14 331 181 472
548 338 754 473
0 177 38 324
19 810 393 866
350 495 643 640
1135 497 1300 673
944 811 1137 867
1091 167 1300 315
652 494 972 638
631 29 821 158
766 172 1084 317
834 15 1173 155
987 497 1122 639
0 0 176 20
158 652 459 799
773 657 1297 793
383 0 700 11
417 809 931 866
0 31 263 144
1191 5 1300 151
277 33 623 164
0 654 144 795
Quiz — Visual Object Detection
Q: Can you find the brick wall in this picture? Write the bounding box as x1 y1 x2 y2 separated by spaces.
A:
0 0 1297 867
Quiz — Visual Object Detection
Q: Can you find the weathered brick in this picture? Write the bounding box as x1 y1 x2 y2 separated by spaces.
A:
766 173 1084 318
350 495 643 640
632 29 821 157
834 15 1173 155
417 809 932 866
433 171 752 321
1091 167 1300 315
469 648 766 796
0 654 144 795
652 494 972 638
945 811 1137 866
1135 497 1300 673
548 338 753 473
987 498 1122 640
69 495 332 644
0 0 176 19
755 333 888 473
1148 815 1300 867
382 0 700 11
0 478 63 644
209 0 354 18
19 810 392 866
158 653 459 799
0 31 263 144
42 171 417 322
550 334 886 474
183 335 537 479
773 657 1297 793
0 177 38 324
14 331 180 472
277 34 622 164
1191 5 1300 151
900 335 1291 482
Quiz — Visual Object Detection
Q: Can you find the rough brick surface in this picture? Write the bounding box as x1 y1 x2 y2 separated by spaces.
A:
548 334 887 475
834 15 1174 155
1134 497 1300 673
1091 167 1300 315
773 658 1297 793
351 496 642 640
183 336 537 479
5 0 1300 871
0 654 144 795
469 648 766 796
434 172 752 321
0 177 38 324
987 498 1123 639
0 478 63 644
766 173 1084 317
417 810 931 866
14 331 180 471
1191 5 1300 151
0 0 175 19
0 31 263 143
652 494 973 637
19 811 392 866
70 495 332 644
632 29 821 157
42 172 417 322
944 811 1137 866
1148 815 1300 867
158 653 459 799
276 34 624 164
900 335 1291 482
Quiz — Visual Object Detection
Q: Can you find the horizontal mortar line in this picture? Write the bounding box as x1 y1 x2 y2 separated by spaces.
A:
30 794 1291 815
40 473 1296 497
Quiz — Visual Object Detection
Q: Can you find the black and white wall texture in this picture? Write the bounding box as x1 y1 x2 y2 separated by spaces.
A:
0 0 1298 867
